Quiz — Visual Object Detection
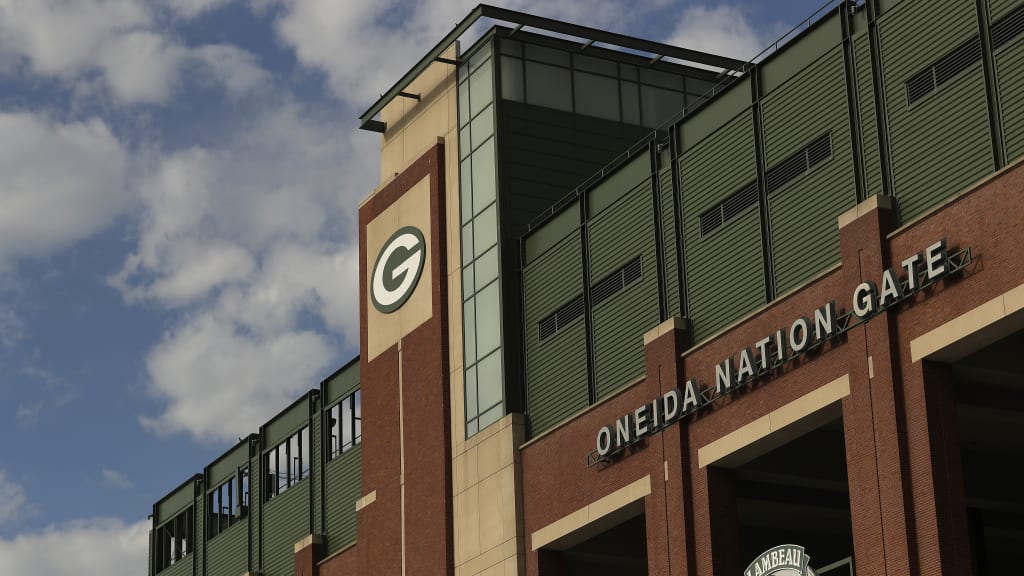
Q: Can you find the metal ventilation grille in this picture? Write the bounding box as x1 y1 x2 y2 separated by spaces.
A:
906 35 982 107
592 256 643 307
992 4 1024 49
538 294 585 342
699 181 757 238
766 132 833 194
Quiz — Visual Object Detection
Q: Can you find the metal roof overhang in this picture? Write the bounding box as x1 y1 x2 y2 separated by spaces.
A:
358 3 748 132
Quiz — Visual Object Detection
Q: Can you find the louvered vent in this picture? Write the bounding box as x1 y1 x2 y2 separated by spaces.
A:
992 4 1024 49
906 36 983 107
538 294 585 342
766 133 833 194
699 181 757 238
537 256 644 342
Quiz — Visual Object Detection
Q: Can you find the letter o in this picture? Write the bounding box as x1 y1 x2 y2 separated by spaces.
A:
596 426 613 456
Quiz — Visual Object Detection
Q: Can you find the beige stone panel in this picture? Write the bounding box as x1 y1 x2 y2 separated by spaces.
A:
354 489 377 512
366 176 434 361
457 484 481 563
478 472 503 552
460 542 507 576
697 375 850 468
910 282 1024 362
500 465 517 542
642 316 689 346
293 534 323 553
530 475 651 551
837 193 895 229
477 430 502 480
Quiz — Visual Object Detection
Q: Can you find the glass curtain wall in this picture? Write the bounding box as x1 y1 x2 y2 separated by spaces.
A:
459 41 505 437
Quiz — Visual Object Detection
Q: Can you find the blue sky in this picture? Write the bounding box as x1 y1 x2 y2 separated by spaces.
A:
0 0 829 573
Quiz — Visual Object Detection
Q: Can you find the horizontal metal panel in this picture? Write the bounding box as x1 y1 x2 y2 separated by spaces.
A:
325 445 362 554
990 0 1024 21
996 33 1024 161
660 166 681 318
206 521 248 576
323 361 359 406
157 557 193 576
261 479 310 576
207 443 249 490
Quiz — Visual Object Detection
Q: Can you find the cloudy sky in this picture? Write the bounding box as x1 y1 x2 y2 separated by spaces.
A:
0 0 829 573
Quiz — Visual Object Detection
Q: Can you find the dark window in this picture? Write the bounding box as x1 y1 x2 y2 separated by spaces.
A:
264 426 309 501
206 468 249 540
327 390 362 461
154 507 194 573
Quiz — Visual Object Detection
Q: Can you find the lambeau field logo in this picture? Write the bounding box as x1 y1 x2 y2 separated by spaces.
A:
744 545 816 576
371 226 425 313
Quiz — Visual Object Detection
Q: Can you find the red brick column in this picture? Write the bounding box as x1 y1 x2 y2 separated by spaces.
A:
642 318 695 576
837 196 912 576
294 535 323 576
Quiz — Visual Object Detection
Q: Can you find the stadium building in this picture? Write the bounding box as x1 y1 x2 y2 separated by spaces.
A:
147 0 1024 574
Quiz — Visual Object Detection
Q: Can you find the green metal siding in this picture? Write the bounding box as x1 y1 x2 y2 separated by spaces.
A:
207 522 247 576
996 26 1024 161
323 361 359 406
589 181 660 400
261 479 310 576
312 396 323 539
194 496 204 575
990 0 1023 20
250 452 261 574
854 33 885 197
156 482 195 524
762 46 857 295
523 233 588 436
325 445 362 554
659 162 681 318
264 399 309 448
680 112 763 342
157 557 193 576
879 0 993 222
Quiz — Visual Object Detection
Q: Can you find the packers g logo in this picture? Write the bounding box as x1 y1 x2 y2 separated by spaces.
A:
371 227 426 313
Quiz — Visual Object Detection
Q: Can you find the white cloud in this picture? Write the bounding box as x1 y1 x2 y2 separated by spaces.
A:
0 113 132 271
163 0 237 20
97 30 186 104
0 307 25 349
190 44 272 98
141 314 335 442
0 470 30 527
665 4 766 61
100 469 133 490
0 518 149 576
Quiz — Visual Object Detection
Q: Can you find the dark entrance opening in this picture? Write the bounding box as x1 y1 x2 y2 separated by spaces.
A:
952 328 1024 575
539 512 648 576
735 417 854 575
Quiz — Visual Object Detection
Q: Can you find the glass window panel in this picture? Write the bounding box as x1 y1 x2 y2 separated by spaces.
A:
460 160 472 223
479 403 503 431
241 470 250 509
476 350 503 410
466 417 478 437
685 77 717 96
301 427 310 478
640 84 685 127
470 104 494 150
621 81 640 125
573 54 617 76
620 63 637 81
473 204 498 258
353 390 361 444
462 222 473 265
499 38 522 56
471 139 496 213
463 262 475 298
639 68 684 90
525 43 569 66
469 59 493 117
465 365 478 417
460 126 471 160
469 45 491 72
500 56 524 102
459 80 470 127
463 298 477 363
475 280 501 356
525 61 572 112
458 64 468 83
341 397 353 451
573 71 619 122
475 246 499 286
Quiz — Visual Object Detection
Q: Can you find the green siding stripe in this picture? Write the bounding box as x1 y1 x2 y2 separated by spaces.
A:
996 34 1024 161
325 446 362 554
158 557 193 576
524 232 588 436
989 0 1024 21
660 165 681 318
207 522 248 576
854 33 884 197
262 479 310 576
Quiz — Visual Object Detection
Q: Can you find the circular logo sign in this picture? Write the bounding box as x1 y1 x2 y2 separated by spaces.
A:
371 226 426 313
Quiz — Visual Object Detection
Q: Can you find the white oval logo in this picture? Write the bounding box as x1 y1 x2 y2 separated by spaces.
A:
371 227 426 313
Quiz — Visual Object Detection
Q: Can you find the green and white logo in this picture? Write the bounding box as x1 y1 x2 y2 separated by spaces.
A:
371 226 426 313
744 545 816 576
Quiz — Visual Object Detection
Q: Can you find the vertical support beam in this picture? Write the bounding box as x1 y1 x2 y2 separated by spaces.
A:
669 126 689 318
580 198 598 405
866 0 896 200
650 140 670 322
976 0 1007 170
837 194 912 576
706 467 740 576
841 1 868 204
750 66 776 304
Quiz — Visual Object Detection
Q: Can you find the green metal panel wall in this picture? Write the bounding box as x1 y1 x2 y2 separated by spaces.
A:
879 0 993 222
159 557 193 576
589 180 660 399
194 496 204 575
249 451 261 574
762 46 857 294
324 445 362 554
659 160 681 318
261 480 310 576
680 113 763 341
523 232 588 436
995 19 1024 161
853 32 885 197
156 482 195 524
312 396 323 541
206 522 247 576
990 0 1023 20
